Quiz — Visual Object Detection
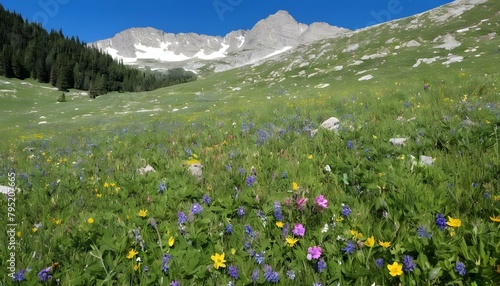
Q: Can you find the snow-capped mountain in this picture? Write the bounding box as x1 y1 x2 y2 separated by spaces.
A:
90 10 349 73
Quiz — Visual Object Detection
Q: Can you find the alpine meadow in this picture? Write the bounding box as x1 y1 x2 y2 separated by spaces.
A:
0 0 499 285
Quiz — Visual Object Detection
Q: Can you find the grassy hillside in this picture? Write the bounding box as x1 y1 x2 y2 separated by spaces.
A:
0 0 499 285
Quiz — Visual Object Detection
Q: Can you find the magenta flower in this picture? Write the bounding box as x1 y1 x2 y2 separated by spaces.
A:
315 195 328 209
307 246 322 260
292 223 305 237
296 197 308 211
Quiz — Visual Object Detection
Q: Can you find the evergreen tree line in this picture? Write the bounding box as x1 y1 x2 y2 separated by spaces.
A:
0 5 197 97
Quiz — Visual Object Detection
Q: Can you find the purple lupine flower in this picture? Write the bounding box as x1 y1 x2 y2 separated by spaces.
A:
286 270 295 280
144 266 149 272
455 261 466 276
254 252 265 265
347 140 354 149
282 223 289 237
435 214 447 230
252 269 259 281
190 202 202 215
375 258 384 268
13 269 26 282
159 182 166 193
263 265 280 283
38 267 52 282
341 204 352 217
178 211 187 225
202 195 211 205
403 255 416 272
237 206 245 218
149 218 157 229
247 175 256 187
416 226 432 238
281 171 287 179
245 225 255 238
170 281 180 286
273 202 284 221
317 259 327 272
342 240 356 254
162 254 172 274
225 223 233 234
228 265 239 280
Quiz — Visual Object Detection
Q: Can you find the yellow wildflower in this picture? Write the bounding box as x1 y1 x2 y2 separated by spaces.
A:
55 219 62 225
104 182 109 188
96 193 102 198
138 209 148 217
378 241 391 248
231 248 236 255
292 182 299 191
365 236 375 248
307 154 313 159
286 237 298 247
211 252 226 270
16 231 21 237
489 216 500 222
446 216 461 227
276 221 284 228
127 249 138 259
387 262 403 277
350 230 363 239
134 264 139 271
87 218 94 224
168 236 175 247
335 217 344 222
32 227 37 233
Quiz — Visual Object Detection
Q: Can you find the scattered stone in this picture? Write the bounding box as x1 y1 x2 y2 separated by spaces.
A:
310 117 341 137
419 155 435 166
389 138 407 146
188 163 203 181
137 164 155 174
462 117 475 127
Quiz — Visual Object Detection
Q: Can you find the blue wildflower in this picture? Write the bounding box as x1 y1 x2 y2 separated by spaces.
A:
341 204 352 217
178 211 187 225
347 140 354 149
252 269 259 281
416 226 432 239
435 214 447 230
247 175 256 187
159 182 166 193
245 225 255 237
143 266 149 272
282 171 287 179
263 265 279 283
455 261 466 276
170 281 180 286
162 254 172 274
287 270 295 280
228 265 239 280
190 202 202 215
342 240 356 254
38 266 52 282
202 195 211 205
237 206 245 218
375 258 384 268
255 252 265 265
317 259 327 272
13 269 26 282
225 223 233 234
273 201 284 221
403 255 416 272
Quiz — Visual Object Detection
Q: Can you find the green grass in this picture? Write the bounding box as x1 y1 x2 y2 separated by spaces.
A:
0 1 499 285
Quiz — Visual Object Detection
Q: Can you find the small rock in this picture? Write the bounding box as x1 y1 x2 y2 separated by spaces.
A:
389 138 407 146
137 164 155 175
188 164 203 181
420 155 435 166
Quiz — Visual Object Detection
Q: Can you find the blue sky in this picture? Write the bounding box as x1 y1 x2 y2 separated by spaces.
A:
2 0 453 43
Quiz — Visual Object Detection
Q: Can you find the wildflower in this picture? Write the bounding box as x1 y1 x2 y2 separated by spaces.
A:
170 281 180 286
313 283 322 286
307 246 322 260
378 241 391 248
16 231 21 237
134 264 140 271
225 223 233 234
365 236 375 247
87 218 94 224
375 258 384 268
315 194 328 209
307 154 313 159
276 221 284 228
13 269 26 282
341 204 352 217
286 236 298 247
237 206 245 218
263 265 280 283
96 193 102 198
350 230 363 239
282 223 290 237
287 270 295 280
228 265 239 280
490 216 500 222
281 171 287 178
296 197 308 211
292 223 305 237
387 262 403 276
144 266 149 272
447 216 461 227
38 266 52 282
252 269 259 281
178 211 187 225
162 254 172 273
347 140 354 149
202 195 211 205
138 209 148 217
342 240 356 254
292 182 298 191
247 175 256 187
496 264 500 273
190 203 203 215
321 223 329 233
158 182 166 193
273 202 284 221
317 259 327 272
435 214 447 230
403 255 416 272
245 225 255 238
416 226 432 238
211 252 226 270
168 236 175 247
455 261 466 276
231 248 236 255
255 252 265 265
127 249 138 259
325 165 331 172
149 218 157 229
